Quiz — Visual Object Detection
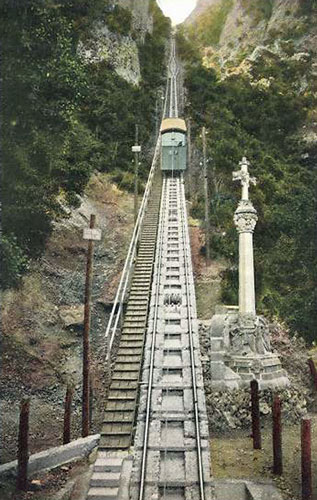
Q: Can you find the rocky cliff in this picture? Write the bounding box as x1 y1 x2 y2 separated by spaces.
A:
79 0 153 86
185 0 317 145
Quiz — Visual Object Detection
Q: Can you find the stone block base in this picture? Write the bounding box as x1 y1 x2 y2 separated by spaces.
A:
226 353 289 390
208 309 289 390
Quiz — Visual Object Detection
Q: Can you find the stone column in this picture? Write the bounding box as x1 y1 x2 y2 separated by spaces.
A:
234 200 258 316
233 157 258 317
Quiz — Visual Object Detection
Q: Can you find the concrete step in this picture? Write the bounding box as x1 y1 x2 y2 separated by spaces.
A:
94 456 124 473
116 355 142 364
87 486 119 500
103 410 134 423
117 348 143 356
111 380 138 390
119 342 143 349
108 389 136 400
99 434 131 449
90 472 121 488
112 369 139 379
102 422 132 435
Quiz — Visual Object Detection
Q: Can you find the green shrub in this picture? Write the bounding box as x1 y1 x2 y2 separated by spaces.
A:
188 0 233 46
182 49 316 342
105 5 132 36
298 0 315 16
1 235 29 289
241 0 274 22
1 0 170 287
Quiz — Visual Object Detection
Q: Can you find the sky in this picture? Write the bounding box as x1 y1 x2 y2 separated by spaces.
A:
157 0 197 25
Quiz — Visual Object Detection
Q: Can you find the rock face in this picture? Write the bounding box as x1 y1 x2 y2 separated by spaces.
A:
184 0 317 144
59 305 85 328
79 25 141 86
185 0 221 23
79 0 153 86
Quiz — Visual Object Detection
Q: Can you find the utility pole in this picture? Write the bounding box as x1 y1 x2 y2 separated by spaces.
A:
82 214 101 437
202 126 210 261
132 125 141 224
187 118 192 200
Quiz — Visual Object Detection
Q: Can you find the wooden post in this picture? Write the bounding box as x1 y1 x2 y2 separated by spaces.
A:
250 380 261 449
134 124 139 224
63 385 73 445
307 358 317 391
187 118 192 199
17 398 30 491
272 394 283 475
82 214 96 437
202 126 210 261
301 418 312 500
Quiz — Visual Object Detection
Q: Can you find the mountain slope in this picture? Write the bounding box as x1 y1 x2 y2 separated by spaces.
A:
177 0 317 342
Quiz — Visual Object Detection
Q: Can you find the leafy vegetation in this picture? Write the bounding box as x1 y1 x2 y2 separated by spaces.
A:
1 0 170 288
104 4 132 36
187 0 233 46
177 31 317 343
241 0 274 22
298 0 316 16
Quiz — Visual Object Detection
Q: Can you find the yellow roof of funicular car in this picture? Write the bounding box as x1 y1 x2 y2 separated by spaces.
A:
160 118 187 133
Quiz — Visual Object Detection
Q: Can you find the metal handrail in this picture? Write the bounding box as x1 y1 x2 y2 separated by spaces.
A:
104 134 161 360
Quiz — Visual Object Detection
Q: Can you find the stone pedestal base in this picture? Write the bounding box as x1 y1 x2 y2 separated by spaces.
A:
225 354 289 390
208 307 289 390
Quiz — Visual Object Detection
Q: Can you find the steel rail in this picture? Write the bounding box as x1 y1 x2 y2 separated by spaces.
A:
138 176 168 500
174 75 178 118
104 135 161 359
169 75 174 117
180 174 205 500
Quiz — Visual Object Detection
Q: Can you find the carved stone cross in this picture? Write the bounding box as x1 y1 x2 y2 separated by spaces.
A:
233 157 257 201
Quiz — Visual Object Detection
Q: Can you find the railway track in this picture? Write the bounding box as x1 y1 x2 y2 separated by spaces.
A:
168 38 179 119
131 174 212 500
87 38 212 500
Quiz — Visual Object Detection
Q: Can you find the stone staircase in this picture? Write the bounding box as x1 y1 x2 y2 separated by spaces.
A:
87 453 129 500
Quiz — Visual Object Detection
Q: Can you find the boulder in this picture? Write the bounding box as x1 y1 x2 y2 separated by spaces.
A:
59 305 85 328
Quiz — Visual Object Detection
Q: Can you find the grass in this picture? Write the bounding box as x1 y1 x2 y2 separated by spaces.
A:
211 418 317 500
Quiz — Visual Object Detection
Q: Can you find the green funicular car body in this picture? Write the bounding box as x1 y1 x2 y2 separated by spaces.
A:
161 118 187 172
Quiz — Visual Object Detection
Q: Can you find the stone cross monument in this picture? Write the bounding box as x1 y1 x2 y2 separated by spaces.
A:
233 157 258 317
207 157 289 390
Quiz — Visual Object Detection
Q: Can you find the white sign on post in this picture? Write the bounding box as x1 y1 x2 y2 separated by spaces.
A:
83 228 102 241
132 145 141 153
